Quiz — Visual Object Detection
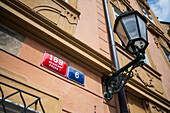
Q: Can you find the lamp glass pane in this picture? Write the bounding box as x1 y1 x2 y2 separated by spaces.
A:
137 16 147 41
122 14 139 40
116 21 129 46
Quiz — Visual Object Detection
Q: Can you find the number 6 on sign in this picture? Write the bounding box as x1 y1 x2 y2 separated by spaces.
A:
75 72 79 79
67 66 85 86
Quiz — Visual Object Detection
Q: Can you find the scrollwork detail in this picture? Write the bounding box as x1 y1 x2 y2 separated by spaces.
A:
30 0 78 28
153 36 160 48
152 105 165 113
32 5 77 25
135 71 163 95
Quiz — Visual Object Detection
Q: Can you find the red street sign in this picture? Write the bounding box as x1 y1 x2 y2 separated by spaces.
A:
40 51 68 77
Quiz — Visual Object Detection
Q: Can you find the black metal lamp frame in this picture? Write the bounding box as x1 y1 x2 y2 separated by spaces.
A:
103 52 145 101
103 10 149 101
114 10 148 54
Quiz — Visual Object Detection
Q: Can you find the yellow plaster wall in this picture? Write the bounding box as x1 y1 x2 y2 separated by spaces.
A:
116 47 166 98
18 0 79 35
0 67 62 113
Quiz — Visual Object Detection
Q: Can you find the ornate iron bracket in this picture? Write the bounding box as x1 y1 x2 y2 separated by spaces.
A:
103 53 145 101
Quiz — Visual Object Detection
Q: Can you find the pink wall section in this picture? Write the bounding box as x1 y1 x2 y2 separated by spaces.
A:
147 31 170 100
75 0 111 59
0 37 119 112
75 0 99 51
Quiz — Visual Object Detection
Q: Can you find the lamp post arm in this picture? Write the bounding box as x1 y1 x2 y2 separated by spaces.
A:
106 53 145 83
104 53 145 101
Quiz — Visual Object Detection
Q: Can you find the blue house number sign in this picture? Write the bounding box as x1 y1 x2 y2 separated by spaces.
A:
67 66 85 86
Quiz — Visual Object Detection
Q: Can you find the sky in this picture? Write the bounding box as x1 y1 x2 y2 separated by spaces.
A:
148 0 170 22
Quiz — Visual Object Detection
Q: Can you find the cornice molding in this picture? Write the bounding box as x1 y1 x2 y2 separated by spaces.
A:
152 105 166 113
119 0 133 10
153 35 160 48
126 79 170 111
138 0 150 10
134 71 163 95
159 38 170 51
0 1 114 76
147 22 164 37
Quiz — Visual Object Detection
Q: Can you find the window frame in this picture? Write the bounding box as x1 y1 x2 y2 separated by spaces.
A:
161 46 170 63
112 6 122 20
138 3 155 25
0 98 41 113
144 53 151 66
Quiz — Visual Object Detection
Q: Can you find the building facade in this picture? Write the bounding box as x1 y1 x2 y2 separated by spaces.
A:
0 0 169 113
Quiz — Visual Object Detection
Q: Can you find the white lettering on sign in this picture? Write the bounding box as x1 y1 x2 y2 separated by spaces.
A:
75 72 79 79
49 64 59 70
48 55 64 71
54 57 58 63
41 51 68 77
50 55 63 66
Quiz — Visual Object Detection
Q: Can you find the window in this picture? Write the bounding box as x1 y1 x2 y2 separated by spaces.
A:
0 81 45 113
112 6 123 45
139 4 155 25
162 47 170 63
0 98 40 113
112 6 121 19
144 53 151 66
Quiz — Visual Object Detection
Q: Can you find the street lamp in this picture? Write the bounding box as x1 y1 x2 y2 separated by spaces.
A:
114 10 148 54
103 10 149 101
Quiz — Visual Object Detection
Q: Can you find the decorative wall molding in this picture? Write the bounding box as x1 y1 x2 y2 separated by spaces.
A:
32 4 78 25
127 78 170 111
147 22 164 37
134 70 163 95
119 0 133 10
138 0 150 10
159 37 170 51
153 35 160 48
147 22 169 49
110 0 129 12
152 105 165 113
3 0 80 35
143 100 149 113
